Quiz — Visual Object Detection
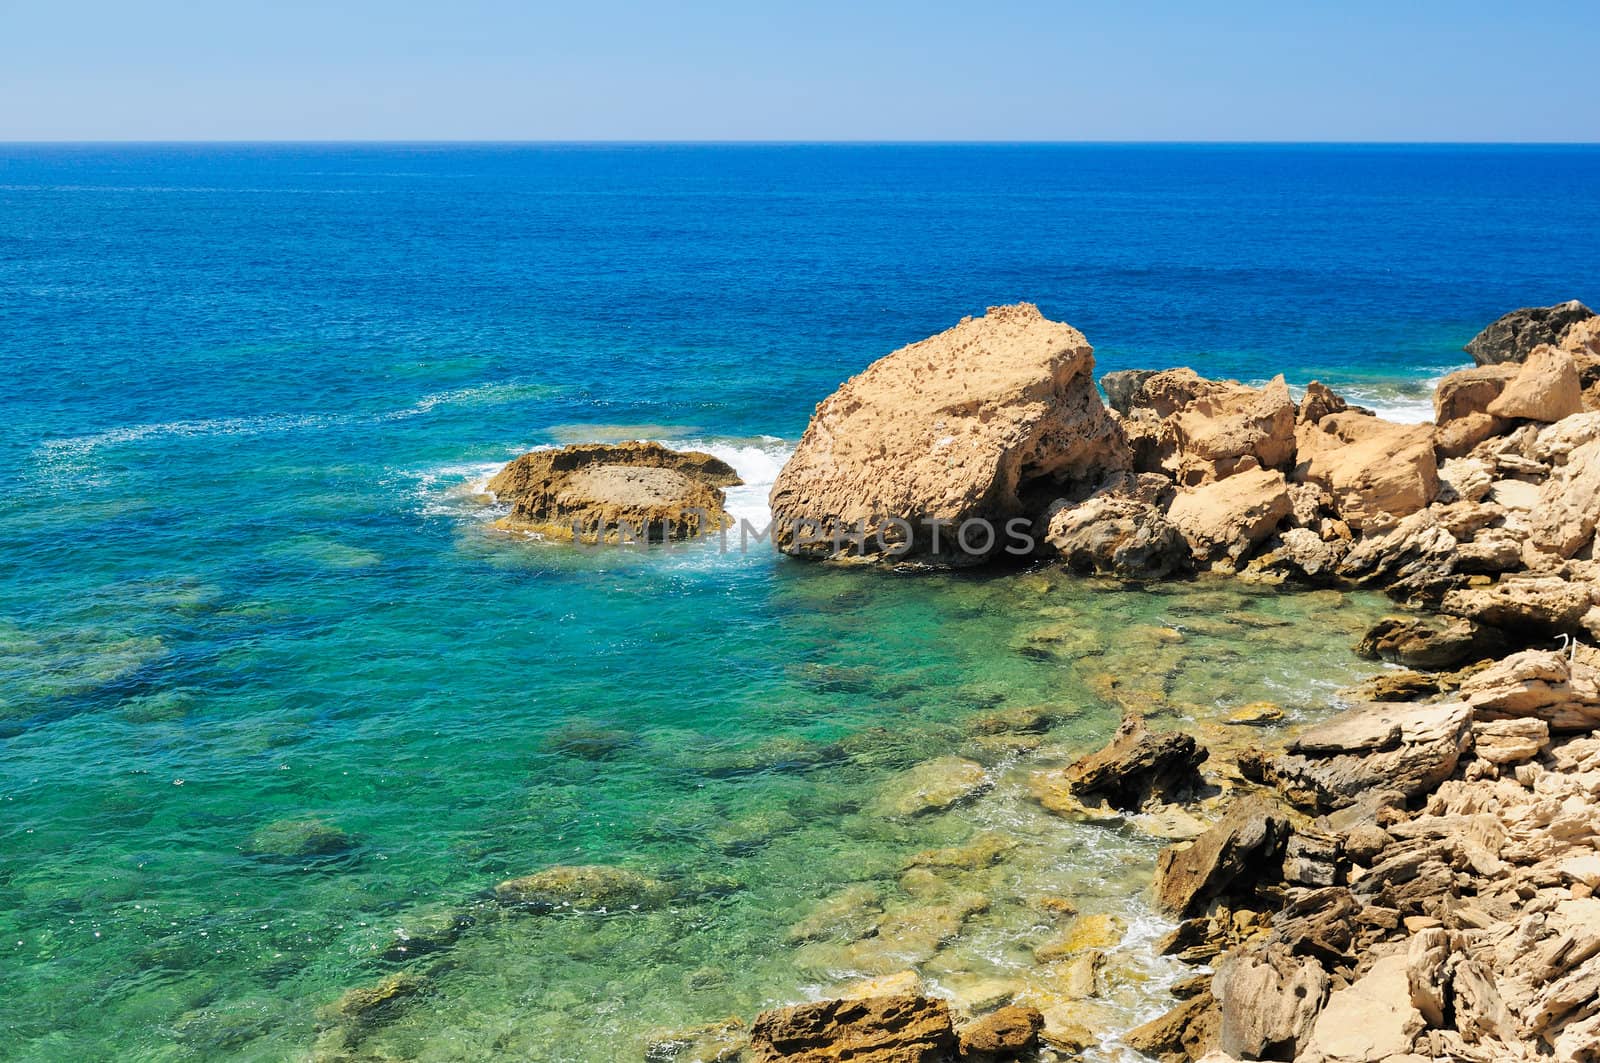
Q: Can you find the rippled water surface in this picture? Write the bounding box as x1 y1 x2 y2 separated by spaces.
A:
4 143 1599 1061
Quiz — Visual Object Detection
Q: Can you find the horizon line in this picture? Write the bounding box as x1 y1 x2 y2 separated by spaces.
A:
3 138 1600 148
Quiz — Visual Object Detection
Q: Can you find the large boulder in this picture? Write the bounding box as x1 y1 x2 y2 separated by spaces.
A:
1465 300 1596 366
1152 797 1291 916
768 304 1128 563
488 442 739 542
1167 468 1293 566
748 995 957 1063
1241 702 1473 812
1058 713 1207 812
1297 419 1439 531
1486 344 1586 423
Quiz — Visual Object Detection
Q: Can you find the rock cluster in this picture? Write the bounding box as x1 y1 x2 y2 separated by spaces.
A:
1123 643 1600 1063
488 441 740 542
773 302 1600 653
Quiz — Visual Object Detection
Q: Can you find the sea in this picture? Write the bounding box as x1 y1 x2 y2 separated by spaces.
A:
2 143 1597 1061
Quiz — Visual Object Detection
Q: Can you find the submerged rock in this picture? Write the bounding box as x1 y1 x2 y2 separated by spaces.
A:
246 817 355 859
488 441 738 543
768 303 1128 563
748 994 957 1063
869 756 991 818
492 864 668 911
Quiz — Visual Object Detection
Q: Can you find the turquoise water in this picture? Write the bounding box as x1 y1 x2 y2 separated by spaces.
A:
3 144 1598 1060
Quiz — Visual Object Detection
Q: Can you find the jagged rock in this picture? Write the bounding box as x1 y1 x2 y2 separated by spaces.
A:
1167 468 1293 566
1299 418 1439 532
1466 300 1596 366
1437 455 1496 504
1299 381 1351 425
1058 713 1207 811
1443 576 1595 634
1487 344 1587 423
1043 494 1193 579
1212 942 1329 1059
768 304 1128 563
1147 372 1298 486
1242 528 1349 584
1101 369 1157 415
1243 702 1473 812
1152 797 1291 916
1357 615 1506 670
1336 509 1460 600
489 441 739 542
493 864 669 910
955 1005 1043 1058
1471 717 1550 764
1457 649 1600 731
870 757 991 817
1121 991 1220 1063
1531 437 1600 558
1302 955 1424 1062
748 995 957 1063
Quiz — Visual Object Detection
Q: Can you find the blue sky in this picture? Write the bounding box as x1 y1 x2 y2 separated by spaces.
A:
3 1 1596 141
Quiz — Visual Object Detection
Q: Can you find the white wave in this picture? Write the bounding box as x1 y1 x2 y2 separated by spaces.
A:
32 380 554 470
660 436 793 531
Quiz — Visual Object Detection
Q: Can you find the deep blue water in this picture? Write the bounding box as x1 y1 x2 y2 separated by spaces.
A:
1 143 1597 1061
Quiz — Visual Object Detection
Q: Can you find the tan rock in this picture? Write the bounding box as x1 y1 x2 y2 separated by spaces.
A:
838 970 922 1000
1298 420 1439 531
1244 702 1473 811
1043 493 1193 579
1159 372 1298 485
748 995 957 1063
1212 943 1328 1060
493 864 668 910
1458 650 1600 731
1488 344 1586 423
1443 576 1594 634
1436 363 1522 423
1152 797 1290 916
488 441 738 542
1167 467 1293 564
1472 717 1551 764
1531 437 1600 558
955 1005 1043 1058
1053 712 1207 811
768 303 1128 563
1302 954 1424 1062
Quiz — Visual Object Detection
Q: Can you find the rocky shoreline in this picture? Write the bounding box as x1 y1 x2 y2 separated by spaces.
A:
730 300 1600 1061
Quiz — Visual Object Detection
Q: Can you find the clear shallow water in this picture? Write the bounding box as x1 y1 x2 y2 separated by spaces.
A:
2 143 1598 1061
